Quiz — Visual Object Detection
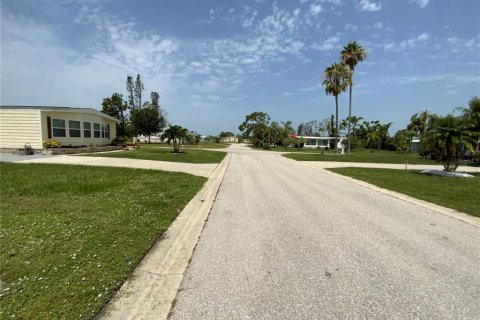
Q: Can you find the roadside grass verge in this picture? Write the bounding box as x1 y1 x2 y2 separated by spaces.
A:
139 143 231 149
85 145 226 163
0 163 206 319
328 167 480 217
284 150 438 165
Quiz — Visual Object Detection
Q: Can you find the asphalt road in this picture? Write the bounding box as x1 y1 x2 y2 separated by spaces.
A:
170 144 480 320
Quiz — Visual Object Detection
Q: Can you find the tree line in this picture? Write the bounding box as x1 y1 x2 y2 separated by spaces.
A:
101 74 168 142
399 96 479 171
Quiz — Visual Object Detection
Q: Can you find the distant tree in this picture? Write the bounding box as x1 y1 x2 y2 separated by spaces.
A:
269 121 282 145
126 76 135 109
340 41 367 153
150 91 168 131
134 74 145 109
101 93 128 137
219 131 235 138
317 118 329 137
281 121 294 138
393 129 415 154
161 125 189 153
238 112 271 148
407 109 429 153
327 115 335 137
297 123 304 136
130 103 161 143
377 122 393 150
322 62 351 154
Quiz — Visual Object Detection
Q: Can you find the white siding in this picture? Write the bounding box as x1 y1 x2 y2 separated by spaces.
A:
0 109 42 149
40 111 117 146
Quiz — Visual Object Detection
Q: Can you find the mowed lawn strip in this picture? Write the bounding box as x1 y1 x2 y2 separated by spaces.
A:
0 163 206 320
139 143 231 149
328 167 480 217
284 150 439 165
85 145 226 163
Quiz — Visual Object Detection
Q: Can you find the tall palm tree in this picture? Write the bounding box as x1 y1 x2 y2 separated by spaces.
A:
161 125 189 153
340 41 367 153
322 62 351 154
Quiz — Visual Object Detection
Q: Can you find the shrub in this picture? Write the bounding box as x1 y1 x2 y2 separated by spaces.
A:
43 139 61 148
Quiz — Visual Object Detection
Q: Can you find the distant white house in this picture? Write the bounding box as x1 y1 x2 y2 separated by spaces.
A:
220 136 238 143
297 136 345 151
0 106 119 151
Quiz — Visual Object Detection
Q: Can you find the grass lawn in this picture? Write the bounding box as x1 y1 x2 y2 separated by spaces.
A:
328 167 480 217
139 142 231 149
86 144 226 163
0 163 206 320
284 149 439 165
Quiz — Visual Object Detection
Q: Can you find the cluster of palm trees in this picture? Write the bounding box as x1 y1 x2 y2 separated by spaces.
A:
268 121 295 146
407 97 480 171
322 41 367 154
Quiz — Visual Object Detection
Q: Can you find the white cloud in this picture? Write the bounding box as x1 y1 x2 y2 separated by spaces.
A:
383 42 395 51
446 37 479 52
391 32 431 51
373 22 383 29
356 0 382 12
297 84 320 92
309 4 323 16
410 0 430 8
417 32 430 41
312 36 340 51
345 23 358 32
283 91 293 96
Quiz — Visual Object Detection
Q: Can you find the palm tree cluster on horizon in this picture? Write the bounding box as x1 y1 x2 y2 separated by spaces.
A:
322 41 367 154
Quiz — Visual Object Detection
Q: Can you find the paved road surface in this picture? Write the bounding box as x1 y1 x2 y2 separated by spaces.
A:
170 144 480 319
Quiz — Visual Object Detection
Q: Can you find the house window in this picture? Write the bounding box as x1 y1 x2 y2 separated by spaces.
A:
83 122 91 138
69 120 81 137
93 123 101 138
52 119 66 137
101 124 110 139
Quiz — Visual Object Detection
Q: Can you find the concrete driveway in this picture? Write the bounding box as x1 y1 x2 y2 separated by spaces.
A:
170 144 480 319
0 153 218 177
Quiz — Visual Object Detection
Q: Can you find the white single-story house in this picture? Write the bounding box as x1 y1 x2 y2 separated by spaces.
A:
220 136 238 143
298 136 345 150
0 106 119 151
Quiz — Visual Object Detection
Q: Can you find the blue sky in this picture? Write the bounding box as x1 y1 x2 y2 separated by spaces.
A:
1 0 479 135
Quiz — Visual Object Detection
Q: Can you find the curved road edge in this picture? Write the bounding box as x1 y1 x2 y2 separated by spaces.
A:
96 153 232 320
296 160 480 228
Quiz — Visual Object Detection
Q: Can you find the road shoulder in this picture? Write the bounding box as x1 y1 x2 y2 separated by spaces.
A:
96 153 231 320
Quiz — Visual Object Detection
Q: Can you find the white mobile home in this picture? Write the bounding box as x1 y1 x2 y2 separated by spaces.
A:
0 106 119 151
299 136 345 149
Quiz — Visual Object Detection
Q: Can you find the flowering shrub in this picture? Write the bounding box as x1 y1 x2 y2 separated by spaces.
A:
43 139 61 148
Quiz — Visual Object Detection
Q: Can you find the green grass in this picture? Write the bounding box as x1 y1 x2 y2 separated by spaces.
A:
86 144 226 163
139 143 231 149
284 149 439 165
0 163 206 319
328 167 480 217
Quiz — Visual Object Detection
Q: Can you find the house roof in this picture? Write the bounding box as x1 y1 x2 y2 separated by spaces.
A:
0 106 120 123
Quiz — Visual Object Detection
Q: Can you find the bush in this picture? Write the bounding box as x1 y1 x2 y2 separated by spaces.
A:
43 139 61 148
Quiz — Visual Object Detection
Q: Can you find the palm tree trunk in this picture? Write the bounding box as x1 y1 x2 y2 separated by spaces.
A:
347 83 352 153
335 95 339 154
